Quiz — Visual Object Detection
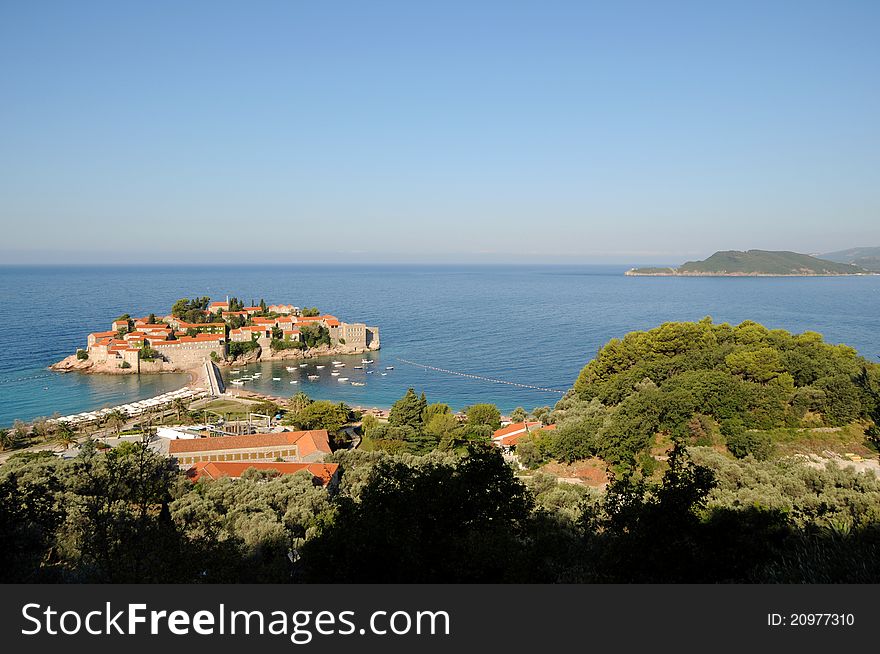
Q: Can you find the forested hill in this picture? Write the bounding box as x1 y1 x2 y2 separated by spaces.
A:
820 246 880 272
626 249 870 276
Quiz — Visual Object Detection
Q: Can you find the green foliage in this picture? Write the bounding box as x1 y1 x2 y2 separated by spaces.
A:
299 446 534 582
270 337 304 351
171 297 211 323
566 319 876 466
285 400 351 434
509 407 528 422
227 340 260 358
299 323 330 349
389 388 426 431
119 361 131 369
75 349 88 361
301 307 320 317
466 403 501 431
139 345 160 361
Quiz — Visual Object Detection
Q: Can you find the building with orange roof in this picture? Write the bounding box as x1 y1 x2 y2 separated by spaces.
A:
185 461 339 487
492 422 555 450
167 430 331 467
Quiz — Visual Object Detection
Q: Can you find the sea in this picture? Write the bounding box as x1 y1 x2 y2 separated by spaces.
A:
1 264 879 426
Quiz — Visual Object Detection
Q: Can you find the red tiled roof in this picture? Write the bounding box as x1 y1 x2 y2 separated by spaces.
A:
149 334 224 345
175 321 226 329
186 462 338 485
492 421 551 447
168 430 330 455
251 317 277 324
90 330 119 338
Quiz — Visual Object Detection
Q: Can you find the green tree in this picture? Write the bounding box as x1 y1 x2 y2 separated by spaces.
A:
289 391 313 414
510 407 528 422
389 389 426 431
466 404 501 431
287 400 351 434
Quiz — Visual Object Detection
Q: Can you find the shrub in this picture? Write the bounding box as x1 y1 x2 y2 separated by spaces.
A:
76 349 89 360
726 430 773 460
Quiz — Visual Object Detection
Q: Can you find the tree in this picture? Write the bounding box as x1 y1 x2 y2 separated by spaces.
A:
55 423 78 451
510 407 528 422
289 391 312 414
105 409 127 437
466 404 501 431
287 400 351 434
360 414 379 437
301 307 320 317
299 446 534 582
171 398 187 421
389 389 425 431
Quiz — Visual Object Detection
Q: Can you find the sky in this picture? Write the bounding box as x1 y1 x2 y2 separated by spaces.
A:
1 0 878 264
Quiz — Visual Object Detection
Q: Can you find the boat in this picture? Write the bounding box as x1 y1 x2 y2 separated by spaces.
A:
331 372 340 376
299 364 308 368
286 366 297 372
353 366 363 369
351 381 365 386
385 366 394 370
381 373 387 376
338 377 349 382
332 361 342 365
231 380 245 386
362 359 373 364
316 365 325 369
290 380 298 384
308 375 320 381
272 377 281 381
366 370 374 374
231 370 241 374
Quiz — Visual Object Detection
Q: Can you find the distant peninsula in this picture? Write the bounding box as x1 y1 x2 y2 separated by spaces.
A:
819 246 880 272
626 250 875 277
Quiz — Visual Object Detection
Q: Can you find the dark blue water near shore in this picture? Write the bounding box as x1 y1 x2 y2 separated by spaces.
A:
1 264 878 426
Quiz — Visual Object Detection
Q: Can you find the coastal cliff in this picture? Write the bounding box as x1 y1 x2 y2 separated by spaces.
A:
50 355 188 375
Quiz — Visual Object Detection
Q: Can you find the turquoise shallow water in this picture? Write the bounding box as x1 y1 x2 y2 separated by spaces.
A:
1 264 879 426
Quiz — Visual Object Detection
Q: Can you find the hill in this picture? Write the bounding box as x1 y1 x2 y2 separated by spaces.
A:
518 318 880 469
626 249 870 276
819 246 880 272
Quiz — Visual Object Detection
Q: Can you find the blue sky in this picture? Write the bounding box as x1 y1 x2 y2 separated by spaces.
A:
1 0 878 264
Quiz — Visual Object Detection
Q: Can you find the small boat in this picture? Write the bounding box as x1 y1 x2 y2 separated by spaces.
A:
290 380 298 384
332 361 342 365
331 372 340 376
272 377 281 381
316 365 325 369
286 366 297 372
231 370 241 374
299 364 308 368
338 377 349 382
381 373 387 376
351 382 365 386
231 380 245 386
366 370 374 374
353 366 363 369
362 359 374 364
385 366 394 370
308 375 320 381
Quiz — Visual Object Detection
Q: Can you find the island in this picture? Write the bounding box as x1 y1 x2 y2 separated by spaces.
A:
51 296 380 375
625 249 874 276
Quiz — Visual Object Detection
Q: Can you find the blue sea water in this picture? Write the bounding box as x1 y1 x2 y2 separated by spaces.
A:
1 264 878 426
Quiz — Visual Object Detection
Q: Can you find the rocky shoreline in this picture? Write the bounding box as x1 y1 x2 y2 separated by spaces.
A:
50 342 379 377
